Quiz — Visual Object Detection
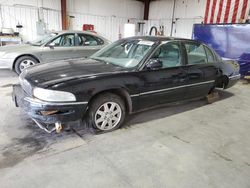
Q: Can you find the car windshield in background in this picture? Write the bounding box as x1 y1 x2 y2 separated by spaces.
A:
29 33 58 46
91 40 155 68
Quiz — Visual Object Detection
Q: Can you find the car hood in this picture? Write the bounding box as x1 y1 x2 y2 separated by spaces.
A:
21 58 127 88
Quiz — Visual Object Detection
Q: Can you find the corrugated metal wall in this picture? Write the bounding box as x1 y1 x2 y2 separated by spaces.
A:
69 12 141 41
42 8 62 33
148 0 205 38
0 4 61 41
0 0 208 42
0 4 141 42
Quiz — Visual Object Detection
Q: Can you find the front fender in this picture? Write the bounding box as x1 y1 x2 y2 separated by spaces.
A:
218 60 240 77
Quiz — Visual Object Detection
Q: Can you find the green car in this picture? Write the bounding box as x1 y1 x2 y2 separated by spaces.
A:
0 30 110 74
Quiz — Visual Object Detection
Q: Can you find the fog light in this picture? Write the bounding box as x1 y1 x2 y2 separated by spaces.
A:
40 110 59 116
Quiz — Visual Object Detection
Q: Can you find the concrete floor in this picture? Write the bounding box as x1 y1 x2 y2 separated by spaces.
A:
0 69 250 188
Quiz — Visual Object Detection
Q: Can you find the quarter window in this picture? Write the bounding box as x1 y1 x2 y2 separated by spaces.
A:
204 46 215 63
151 42 182 68
185 43 207 65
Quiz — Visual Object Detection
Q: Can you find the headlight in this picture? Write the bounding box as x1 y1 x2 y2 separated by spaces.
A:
33 87 76 102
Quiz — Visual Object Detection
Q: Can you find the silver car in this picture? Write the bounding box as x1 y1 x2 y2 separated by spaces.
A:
0 30 109 74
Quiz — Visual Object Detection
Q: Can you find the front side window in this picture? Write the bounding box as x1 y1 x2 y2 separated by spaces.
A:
50 34 75 47
185 43 207 65
151 42 182 68
91 40 154 68
30 33 58 46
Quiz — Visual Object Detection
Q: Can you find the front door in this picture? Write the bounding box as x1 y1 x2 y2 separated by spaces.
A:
138 41 189 109
42 33 80 62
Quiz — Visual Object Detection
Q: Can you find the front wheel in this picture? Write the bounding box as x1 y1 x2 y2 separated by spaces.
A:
87 93 126 133
14 56 38 74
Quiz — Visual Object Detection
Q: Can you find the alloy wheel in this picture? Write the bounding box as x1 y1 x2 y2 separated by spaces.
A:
94 102 122 131
19 59 35 71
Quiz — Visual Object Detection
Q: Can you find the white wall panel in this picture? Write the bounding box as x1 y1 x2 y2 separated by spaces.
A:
0 0 144 42
0 5 38 41
149 1 173 19
0 4 61 41
148 0 207 38
67 0 144 19
0 0 61 10
0 0 207 42
69 11 141 41
42 9 62 32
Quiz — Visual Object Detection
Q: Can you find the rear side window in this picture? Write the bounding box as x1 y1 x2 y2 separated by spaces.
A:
77 34 104 46
185 43 207 65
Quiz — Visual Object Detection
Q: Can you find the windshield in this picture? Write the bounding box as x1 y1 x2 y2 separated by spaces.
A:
91 40 155 68
29 33 58 46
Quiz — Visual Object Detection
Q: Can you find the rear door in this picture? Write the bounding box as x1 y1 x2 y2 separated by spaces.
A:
138 41 189 109
74 33 106 58
182 42 219 98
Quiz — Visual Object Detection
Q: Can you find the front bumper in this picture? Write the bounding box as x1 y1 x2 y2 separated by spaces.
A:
226 74 241 88
0 58 13 69
12 84 88 125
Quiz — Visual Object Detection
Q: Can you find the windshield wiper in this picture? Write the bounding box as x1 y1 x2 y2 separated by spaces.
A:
91 58 107 63
91 58 122 67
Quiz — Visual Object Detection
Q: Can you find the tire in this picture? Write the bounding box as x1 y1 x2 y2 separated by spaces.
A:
14 56 39 74
87 93 126 133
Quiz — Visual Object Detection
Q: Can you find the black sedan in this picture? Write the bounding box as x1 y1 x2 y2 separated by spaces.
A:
13 36 240 133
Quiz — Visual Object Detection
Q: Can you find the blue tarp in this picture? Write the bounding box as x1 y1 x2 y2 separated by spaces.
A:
192 24 250 77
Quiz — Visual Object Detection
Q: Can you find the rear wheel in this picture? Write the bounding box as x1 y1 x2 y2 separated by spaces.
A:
14 56 38 74
87 93 126 133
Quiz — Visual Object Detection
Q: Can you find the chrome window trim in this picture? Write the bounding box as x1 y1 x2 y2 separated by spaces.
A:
24 97 88 106
130 80 215 97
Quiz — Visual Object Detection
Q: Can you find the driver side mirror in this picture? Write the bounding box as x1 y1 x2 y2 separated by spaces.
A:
47 42 55 49
146 59 163 70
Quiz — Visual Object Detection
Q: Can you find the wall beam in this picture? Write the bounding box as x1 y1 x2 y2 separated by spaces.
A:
61 0 67 30
137 0 152 20
144 0 150 20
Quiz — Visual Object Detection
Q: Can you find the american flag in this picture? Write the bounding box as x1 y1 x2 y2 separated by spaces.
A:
204 0 250 24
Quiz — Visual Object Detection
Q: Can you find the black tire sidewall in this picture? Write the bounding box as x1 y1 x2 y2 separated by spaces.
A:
88 93 126 133
14 56 38 74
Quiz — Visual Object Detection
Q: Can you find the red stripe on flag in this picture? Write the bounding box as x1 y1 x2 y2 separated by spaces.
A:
204 0 211 24
209 0 217 23
240 0 248 19
224 0 232 23
216 0 224 23
232 0 240 23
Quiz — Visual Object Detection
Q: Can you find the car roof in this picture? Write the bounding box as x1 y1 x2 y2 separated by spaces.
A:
125 36 199 43
51 30 102 36
49 30 109 41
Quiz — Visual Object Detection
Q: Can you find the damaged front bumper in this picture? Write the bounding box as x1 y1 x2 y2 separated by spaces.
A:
12 84 88 133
